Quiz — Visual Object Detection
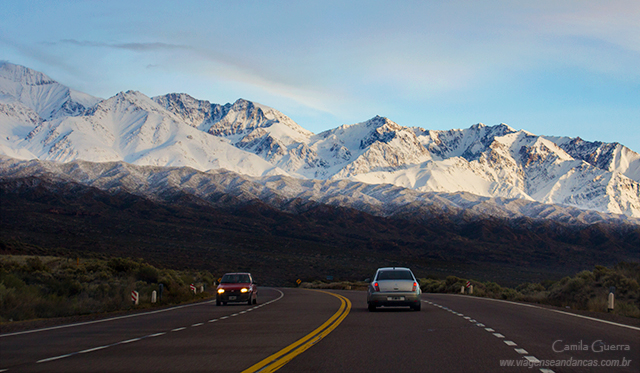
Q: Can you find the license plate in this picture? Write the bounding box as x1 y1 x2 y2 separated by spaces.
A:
229 296 236 300
387 296 405 301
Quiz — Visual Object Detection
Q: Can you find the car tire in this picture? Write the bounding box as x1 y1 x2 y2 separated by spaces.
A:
368 303 376 312
216 298 221 306
412 303 421 311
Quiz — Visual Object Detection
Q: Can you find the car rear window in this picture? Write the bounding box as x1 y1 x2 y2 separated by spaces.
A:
221 274 251 283
376 270 414 281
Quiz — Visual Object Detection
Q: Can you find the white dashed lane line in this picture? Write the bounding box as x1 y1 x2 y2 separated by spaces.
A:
79 345 110 354
36 328 172 364
425 300 554 373
22 290 286 370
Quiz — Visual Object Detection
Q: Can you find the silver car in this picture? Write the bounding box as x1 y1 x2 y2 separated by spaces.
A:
366 267 421 311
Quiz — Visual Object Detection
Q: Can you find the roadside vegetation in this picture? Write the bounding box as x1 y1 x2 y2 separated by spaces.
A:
0 255 216 323
419 262 640 318
300 263 640 319
2 254 638 323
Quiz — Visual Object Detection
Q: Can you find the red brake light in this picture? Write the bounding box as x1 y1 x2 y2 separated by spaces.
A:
412 282 417 291
374 282 380 292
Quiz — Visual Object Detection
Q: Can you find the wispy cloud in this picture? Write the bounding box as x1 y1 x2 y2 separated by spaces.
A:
60 39 191 51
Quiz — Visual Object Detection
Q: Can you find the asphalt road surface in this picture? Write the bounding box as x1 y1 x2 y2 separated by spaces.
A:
1 288 638 372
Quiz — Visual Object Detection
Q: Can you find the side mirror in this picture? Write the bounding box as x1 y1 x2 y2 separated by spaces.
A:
364 278 371 283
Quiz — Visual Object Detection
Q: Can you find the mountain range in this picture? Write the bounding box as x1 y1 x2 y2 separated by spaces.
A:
1 61 639 224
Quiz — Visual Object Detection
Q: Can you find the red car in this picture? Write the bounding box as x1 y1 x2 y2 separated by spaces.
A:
216 272 257 306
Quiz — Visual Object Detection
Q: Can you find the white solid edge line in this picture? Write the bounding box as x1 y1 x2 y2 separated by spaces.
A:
427 294 640 331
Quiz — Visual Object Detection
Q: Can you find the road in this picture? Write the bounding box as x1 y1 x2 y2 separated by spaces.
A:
1 288 638 372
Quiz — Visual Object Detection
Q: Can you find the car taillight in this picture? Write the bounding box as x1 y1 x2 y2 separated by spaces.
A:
374 282 380 292
412 282 417 291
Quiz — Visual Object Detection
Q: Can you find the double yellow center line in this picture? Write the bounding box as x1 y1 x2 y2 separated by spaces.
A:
242 290 352 373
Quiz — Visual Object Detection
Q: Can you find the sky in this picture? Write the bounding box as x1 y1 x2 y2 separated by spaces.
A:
2 0 639 152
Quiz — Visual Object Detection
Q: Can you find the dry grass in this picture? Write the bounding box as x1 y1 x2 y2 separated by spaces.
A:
0 255 215 322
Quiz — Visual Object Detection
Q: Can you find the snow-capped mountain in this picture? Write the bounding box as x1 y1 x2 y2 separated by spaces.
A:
2 156 636 226
0 62 101 159
1 62 639 220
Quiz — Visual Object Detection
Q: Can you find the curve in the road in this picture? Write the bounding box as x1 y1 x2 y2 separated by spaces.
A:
241 289 352 373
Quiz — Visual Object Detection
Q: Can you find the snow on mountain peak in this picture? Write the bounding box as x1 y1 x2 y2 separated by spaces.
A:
0 61 56 86
1 63 639 219
0 62 101 120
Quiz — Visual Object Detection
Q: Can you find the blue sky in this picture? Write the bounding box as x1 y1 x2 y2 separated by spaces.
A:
2 0 639 151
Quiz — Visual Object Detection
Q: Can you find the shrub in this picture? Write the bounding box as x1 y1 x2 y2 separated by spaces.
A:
26 257 48 272
107 258 139 274
137 265 159 283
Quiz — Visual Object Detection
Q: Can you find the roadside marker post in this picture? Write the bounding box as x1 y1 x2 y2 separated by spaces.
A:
608 293 615 312
608 286 615 312
190 284 196 294
131 291 139 306
151 290 157 303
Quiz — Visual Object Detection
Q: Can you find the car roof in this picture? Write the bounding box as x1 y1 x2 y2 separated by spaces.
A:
376 267 411 271
222 272 252 276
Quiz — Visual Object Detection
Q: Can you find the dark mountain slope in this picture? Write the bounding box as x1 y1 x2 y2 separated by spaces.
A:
1 177 638 286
